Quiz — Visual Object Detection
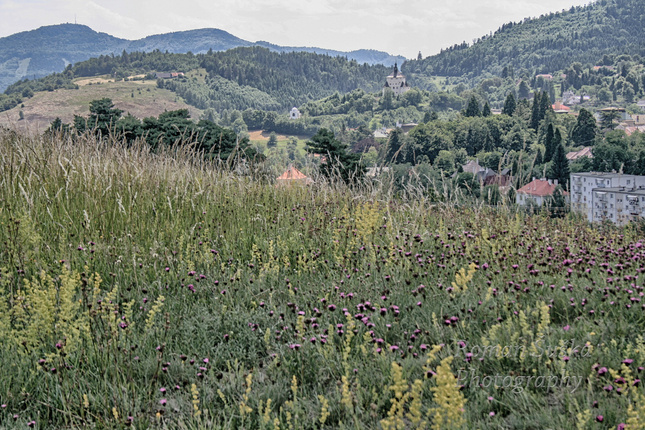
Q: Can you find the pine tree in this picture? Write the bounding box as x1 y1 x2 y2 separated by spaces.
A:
306 128 364 184
502 93 516 116
482 102 492 117
530 93 541 130
539 92 551 121
549 143 570 190
385 128 404 164
464 96 481 117
571 108 597 146
518 80 530 99
544 123 555 162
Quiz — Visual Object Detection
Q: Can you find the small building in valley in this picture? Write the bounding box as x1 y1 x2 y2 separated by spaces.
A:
276 166 312 186
516 178 562 207
289 107 301 120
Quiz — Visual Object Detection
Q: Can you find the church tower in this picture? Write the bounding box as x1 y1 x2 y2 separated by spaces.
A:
383 62 410 96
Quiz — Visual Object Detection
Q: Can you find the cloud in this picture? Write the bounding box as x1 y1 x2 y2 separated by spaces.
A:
1 0 592 58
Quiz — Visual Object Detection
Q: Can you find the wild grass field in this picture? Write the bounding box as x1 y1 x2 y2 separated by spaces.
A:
0 78 201 134
0 128 644 429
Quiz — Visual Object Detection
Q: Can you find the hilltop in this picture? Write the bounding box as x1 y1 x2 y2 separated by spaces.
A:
0 75 201 134
0 24 405 92
404 0 645 83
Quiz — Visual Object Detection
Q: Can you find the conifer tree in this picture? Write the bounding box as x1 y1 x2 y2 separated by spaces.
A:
502 93 516 116
530 91 542 130
571 108 597 146
549 142 570 190
482 102 492 117
464 96 481 117
544 123 555 162
306 128 364 184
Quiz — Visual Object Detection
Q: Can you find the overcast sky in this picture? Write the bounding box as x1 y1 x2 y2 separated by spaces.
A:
1 0 593 59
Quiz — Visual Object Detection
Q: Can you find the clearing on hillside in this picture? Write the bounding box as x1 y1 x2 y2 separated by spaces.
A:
0 78 202 134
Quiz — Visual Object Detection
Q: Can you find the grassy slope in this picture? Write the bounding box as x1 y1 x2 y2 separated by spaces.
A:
0 77 202 134
1 131 645 428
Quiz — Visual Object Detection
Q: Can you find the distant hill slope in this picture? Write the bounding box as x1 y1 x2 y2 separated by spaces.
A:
0 76 201 134
255 41 405 68
0 24 404 92
1 47 390 116
404 0 645 82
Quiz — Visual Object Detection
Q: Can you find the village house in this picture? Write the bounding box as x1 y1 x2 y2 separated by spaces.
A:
456 160 512 188
566 147 593 161
276 165 312 186
552 101 571 114
155 72 185 79
516 178 563 207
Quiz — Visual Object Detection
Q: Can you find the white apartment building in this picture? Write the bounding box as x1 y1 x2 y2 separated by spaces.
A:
570 172 645 225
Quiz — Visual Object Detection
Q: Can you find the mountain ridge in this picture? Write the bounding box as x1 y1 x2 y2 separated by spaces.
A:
403 0 645 83
0 24 405 92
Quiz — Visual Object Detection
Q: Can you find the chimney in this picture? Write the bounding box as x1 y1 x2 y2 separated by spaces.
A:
554 179 558 185
548 179 552 185
532 177 536 182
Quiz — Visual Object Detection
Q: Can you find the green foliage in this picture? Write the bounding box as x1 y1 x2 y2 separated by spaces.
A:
54 99 251 162
502 93 516 116
3 129 645 428
306 128 364 183
464 96 481 117
548 142 570 189
199 47 388 111
404 0 645 80
571 108 597 146
455 171 481 198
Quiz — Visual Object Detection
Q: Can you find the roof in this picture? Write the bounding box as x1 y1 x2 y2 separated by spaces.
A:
622 125 645 136
572 172 630 179
517 179 559 197
462 160 484 174
552 102 570 111
276 166 312 184
566 147 593 160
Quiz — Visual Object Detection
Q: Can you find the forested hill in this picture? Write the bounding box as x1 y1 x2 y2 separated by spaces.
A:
404 0 645 81
0 48 389 113
194 47 388 110
0 24 403 92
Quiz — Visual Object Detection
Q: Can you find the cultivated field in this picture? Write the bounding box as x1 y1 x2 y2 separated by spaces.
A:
0 129 644 428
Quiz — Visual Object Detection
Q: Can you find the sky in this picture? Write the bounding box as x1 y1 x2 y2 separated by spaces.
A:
0 0 593 59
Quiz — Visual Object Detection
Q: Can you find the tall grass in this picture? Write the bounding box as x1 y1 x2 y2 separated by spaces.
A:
0 128 644 428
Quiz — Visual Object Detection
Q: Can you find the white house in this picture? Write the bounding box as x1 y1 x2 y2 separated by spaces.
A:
516 178 562 207
289 107 301 120
383 63 410 96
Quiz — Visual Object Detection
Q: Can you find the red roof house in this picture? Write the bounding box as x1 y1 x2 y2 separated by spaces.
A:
516 178 566 206
276 166 313 186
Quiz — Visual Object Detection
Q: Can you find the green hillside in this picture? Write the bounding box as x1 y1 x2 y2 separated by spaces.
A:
0 76 201 134
404 0 645 82
0 24 403 93
1 48 389 115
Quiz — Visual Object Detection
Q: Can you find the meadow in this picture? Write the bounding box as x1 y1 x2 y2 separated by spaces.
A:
0 128 644 429
0 77 201 134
